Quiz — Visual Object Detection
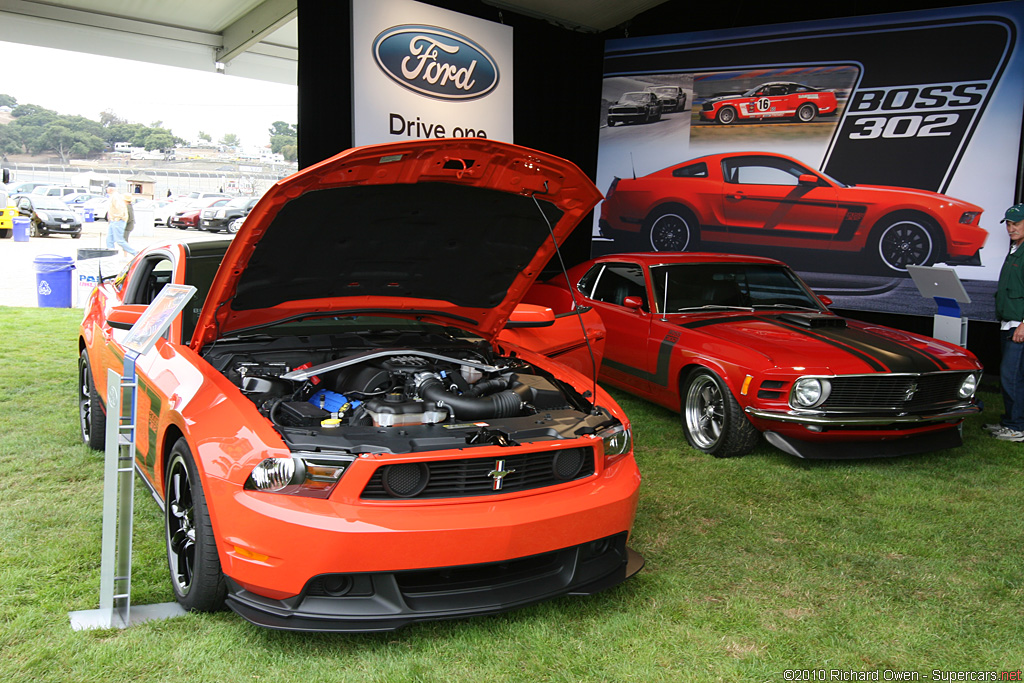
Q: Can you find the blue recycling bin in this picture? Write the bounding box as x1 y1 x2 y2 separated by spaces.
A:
12 216 29 242
33 254 75 308
83 208 95 222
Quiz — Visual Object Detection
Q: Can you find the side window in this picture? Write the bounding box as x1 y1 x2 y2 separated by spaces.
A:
722 158 802 186
126 256 175 306
590 264 647 309
672 162 708 179
576 265 603 298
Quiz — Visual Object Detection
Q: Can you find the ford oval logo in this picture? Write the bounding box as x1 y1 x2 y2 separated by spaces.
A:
373 25 499 101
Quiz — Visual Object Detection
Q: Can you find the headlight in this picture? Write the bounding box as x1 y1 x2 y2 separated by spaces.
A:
244 453 354 498
959 373 978 399
791 378 831 408
598 423 632 465
959 211 981 224
215 209 225 218
36 210 49 221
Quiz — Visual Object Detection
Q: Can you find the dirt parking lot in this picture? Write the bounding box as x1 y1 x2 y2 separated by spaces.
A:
0 220 229 308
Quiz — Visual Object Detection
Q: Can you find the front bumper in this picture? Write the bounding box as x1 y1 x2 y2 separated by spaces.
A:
764 423 963 459
226 533 644 632
745 404 979 427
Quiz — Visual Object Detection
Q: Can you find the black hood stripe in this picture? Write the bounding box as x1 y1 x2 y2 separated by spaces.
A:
767 318 946 373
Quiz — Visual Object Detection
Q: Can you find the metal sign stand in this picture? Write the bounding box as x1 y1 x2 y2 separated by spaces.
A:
906 265 972 347
70 285 196 630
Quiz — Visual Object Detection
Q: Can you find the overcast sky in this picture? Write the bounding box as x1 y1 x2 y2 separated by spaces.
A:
1 41 297 150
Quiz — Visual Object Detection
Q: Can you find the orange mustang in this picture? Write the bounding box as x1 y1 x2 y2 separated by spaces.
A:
78 139 642 632
699 81 839 124
598 151 987 273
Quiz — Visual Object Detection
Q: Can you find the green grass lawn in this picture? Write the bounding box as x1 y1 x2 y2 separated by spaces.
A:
2 306 1022 683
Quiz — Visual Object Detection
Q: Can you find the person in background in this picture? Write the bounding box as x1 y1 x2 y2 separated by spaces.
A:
989 203 1024 441
105 183 137 256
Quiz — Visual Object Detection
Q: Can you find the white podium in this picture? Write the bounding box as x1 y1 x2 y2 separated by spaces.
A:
907 265 971 347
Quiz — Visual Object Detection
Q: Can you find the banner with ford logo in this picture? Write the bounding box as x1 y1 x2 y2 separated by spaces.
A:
353 0 512 146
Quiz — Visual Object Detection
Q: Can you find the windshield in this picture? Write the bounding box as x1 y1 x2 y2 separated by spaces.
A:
620 92 647 103
33 196 72 210
650 87 676 96
649 263 823 314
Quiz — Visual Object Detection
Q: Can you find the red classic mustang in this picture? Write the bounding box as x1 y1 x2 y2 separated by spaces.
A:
548 252 982 459
598 151 987 273
78 139 642 631
699 81 839 124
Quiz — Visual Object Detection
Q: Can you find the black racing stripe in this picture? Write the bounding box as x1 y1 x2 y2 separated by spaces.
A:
603 329 679 387
811 326 947 373
766 318 888 371
681 315 761 329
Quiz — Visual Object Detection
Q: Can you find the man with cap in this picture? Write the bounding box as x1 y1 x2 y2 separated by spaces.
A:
989 203 1024 440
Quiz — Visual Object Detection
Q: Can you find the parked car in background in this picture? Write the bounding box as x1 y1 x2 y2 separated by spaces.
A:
200 195 260 233
149 199 176 226
78 138 642 632
15 193 82 237
598 151 987 273
170 197 229 230
6 181 48 195
0 189 16 238
82 196 110 220
644 85 687 113
607 91 662 126
699 81 839 124
550 252 982 459
62 192 102 206
31 185 86 198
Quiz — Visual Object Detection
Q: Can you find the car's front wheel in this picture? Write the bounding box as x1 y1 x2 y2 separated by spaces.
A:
682 369 760 458
716 106 737 124
796 103 817 122
79 349 105 451
165 438 226 612
644 206 700 252
227 217 243 234
871 214 940 273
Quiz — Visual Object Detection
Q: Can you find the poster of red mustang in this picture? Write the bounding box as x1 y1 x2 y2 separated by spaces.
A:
595 2 1024 322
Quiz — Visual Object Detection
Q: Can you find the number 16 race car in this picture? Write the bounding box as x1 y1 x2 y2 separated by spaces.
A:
699 82 839 124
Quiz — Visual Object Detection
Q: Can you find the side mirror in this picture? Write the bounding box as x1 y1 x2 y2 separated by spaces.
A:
107 304 147 330
798 174 821 186
505 303 555 328
622 295 645 311
818 294 833 307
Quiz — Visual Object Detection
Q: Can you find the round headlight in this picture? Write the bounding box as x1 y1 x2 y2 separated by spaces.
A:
248 457 298 492
792 378 830 408
959 373 978 399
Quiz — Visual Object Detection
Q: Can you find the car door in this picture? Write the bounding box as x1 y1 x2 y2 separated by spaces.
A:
579 262 655 396
718 155 843 245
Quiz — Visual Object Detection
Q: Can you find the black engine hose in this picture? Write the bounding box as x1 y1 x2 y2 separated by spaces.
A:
419 376 526 419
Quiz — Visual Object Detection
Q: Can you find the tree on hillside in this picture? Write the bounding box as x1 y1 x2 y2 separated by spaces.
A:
220 133 240 148
280 144 297 162
0 94 17 108
100 110 126 127
31 124 104 163
269 121 297 138
198 131 212 142
268 120 297 156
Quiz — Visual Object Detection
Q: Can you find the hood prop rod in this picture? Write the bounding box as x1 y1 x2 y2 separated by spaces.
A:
531 185 600 415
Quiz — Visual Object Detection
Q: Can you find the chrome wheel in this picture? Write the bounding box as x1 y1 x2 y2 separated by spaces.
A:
79 350 105 450
645 208 697 252
716 106 736 124
796 103 817 122
684 373 724 450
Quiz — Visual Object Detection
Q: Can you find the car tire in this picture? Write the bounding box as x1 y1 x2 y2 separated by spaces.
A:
644 206 700 252
72 232 81 239
0 228 11 238
165 438 226 612
227 218 243 234
79 349 106 451
30 222 40 237
796 103 817 123
871 214 940 273
682 369 760 458
716 106 737 124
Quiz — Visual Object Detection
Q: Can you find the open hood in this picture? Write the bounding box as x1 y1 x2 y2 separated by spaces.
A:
191 139 602 351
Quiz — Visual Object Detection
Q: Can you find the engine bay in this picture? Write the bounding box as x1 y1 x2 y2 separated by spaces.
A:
203 331 614 455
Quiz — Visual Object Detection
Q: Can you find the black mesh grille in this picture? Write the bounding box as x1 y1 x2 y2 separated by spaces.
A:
362 447 595 500
821 373 972 411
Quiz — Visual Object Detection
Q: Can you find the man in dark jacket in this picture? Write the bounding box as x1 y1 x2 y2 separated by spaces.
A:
990 204 1024 440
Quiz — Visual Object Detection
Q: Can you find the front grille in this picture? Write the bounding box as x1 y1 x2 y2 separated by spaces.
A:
361 447 595 500
821 373 971 411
